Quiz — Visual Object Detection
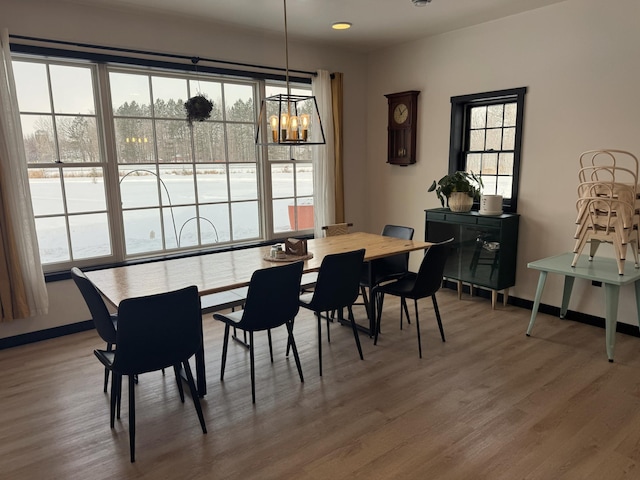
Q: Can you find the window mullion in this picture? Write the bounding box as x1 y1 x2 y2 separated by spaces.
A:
97 63 125 262
256 81 274 240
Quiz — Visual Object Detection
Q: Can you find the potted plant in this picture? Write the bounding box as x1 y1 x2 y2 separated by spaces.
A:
428 171 483 212
184 95 213 125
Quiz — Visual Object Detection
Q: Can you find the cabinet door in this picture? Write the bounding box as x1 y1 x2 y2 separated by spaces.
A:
425 220 460 280
461 225 502 289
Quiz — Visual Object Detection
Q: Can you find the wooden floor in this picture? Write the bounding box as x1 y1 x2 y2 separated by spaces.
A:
2 289 640 479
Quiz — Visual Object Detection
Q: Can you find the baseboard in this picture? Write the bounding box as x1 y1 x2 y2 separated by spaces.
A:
441 280 640 338
0 320 95 350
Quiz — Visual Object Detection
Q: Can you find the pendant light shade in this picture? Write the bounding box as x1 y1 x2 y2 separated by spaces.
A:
256 93 325 145
255 0 326 146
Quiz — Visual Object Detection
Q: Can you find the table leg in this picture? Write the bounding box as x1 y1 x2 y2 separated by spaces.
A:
526 271 548 336
560 276 575 319
338 261 374 336
368 261 375 336
604 283 620 362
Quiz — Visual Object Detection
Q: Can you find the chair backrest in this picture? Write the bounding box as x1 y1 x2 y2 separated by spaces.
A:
376 224 415 277
113 285 202 375
579 149 639 183
412 239 454 297
310 249 366 312
322 223 353 237
70 267 117 344
238 261 304 331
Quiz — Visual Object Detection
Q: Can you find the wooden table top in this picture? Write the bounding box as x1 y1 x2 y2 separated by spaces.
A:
87 232 432 308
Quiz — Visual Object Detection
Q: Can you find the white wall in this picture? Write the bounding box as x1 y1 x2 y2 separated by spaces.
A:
0 0 368 338
366 0 640 324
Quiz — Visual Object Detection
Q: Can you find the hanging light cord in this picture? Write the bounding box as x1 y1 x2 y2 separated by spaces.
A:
284 0 290 95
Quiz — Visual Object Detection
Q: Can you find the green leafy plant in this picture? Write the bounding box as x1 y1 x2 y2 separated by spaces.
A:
428 171 483 207
184 95 213 125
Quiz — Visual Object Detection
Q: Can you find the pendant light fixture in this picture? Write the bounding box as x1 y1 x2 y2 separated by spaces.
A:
255 0 326 145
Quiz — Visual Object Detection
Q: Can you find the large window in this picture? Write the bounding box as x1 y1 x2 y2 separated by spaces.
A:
12 55 314 272
449 87 526 212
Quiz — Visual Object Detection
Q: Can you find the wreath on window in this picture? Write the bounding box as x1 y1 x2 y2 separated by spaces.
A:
184 95 213 125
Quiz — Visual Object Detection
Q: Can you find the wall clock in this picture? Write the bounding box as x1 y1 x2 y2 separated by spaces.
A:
384 90 420 166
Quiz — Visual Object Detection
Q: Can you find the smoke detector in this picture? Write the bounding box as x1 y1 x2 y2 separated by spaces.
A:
412 0 432 5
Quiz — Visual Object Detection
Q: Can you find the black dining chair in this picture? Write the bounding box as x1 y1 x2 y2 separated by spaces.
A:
71 267 118 392
359 224 415 320
94 285 207 462
214 261 304 404
373 238 453 358
298 249 366 376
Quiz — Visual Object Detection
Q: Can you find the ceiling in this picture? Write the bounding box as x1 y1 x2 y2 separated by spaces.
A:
65 0 568 53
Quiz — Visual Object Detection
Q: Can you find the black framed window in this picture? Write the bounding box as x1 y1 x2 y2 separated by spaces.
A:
449 87 526 212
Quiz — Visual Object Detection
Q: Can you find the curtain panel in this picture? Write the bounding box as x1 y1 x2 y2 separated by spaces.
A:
331 72 345 223
311 70 345 237
312 70 336 238
0 28 48 320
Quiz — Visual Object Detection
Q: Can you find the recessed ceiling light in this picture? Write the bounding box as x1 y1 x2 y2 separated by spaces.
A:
332 22 352 30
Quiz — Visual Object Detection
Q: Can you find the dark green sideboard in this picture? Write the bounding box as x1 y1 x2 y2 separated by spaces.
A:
424 208 520 308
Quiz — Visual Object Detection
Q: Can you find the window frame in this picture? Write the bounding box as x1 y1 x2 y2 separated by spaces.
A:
449 87 527 213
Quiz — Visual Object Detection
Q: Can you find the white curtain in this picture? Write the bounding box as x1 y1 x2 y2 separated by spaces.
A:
311 70 335 238
0 28 48 316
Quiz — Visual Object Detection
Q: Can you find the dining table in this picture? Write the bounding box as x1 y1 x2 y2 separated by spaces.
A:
86 231 433 396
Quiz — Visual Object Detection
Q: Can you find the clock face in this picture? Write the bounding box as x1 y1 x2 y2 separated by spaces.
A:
393 103 409 125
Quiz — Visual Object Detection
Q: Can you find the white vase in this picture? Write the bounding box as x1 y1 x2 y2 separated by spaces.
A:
448 192 474 212
480 194 503 215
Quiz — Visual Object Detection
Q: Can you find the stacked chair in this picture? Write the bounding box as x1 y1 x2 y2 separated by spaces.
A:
572 149 640 275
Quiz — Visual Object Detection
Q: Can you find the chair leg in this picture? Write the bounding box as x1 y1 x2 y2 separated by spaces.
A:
315 312 323 376
109 371 118 428
173 365 185 402
183 360 207 434
286 321 304 383
128 375 136 463
348 305 364 360
249 331 256 404
374 292 385 345
402 297 411 325
116 373 122 420
432 294 446 342
285 319 294 357
221 323 230 381
414 299 422 359
267 329 274 363
104 342 113 392
325 312 331 343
